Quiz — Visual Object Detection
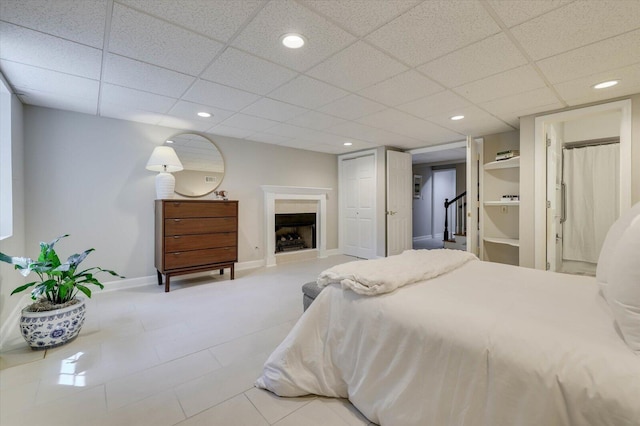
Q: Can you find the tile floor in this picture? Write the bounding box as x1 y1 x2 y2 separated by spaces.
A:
0 255 377 426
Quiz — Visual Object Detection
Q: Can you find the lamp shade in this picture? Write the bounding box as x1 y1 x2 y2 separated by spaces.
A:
145 146 183 173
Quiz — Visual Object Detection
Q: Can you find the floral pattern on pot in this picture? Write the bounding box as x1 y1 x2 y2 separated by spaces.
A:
19 299 86 350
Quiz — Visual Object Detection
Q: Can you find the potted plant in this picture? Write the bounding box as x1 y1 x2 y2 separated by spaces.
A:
0 234 123 349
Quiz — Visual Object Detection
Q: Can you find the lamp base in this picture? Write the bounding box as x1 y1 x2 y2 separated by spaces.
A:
155 172 175 199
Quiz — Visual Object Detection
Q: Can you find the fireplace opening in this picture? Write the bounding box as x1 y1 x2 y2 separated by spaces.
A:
275 213 316 253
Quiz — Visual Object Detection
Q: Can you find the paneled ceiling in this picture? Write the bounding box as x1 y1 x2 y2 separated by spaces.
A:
1 0 639 154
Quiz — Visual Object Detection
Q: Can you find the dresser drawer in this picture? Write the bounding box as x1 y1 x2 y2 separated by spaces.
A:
164 201 236 218
165 217 237 235
164 233 236 251
164 247 237 270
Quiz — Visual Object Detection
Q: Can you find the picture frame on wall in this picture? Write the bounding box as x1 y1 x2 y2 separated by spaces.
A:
413 174 422 199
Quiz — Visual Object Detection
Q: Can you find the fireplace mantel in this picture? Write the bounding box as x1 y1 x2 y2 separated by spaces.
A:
261 185 331 267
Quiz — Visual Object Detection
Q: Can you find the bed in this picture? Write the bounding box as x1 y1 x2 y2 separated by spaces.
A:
256 207 640 426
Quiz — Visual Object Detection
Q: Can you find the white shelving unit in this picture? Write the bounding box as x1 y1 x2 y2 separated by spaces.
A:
480 142 520 266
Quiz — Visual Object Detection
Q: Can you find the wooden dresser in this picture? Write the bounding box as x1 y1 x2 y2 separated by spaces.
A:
155 200 238 292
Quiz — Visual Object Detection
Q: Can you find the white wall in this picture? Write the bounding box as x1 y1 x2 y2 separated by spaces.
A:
0 94 25 348
563 110 621 142
21 105 338 278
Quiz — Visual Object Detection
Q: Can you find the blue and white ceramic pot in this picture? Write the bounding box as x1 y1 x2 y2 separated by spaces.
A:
19 298 86 350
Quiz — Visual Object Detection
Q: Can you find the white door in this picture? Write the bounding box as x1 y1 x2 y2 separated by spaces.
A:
386 151 412 256
342 155 376 259
546 124 563 271
466 136 479 256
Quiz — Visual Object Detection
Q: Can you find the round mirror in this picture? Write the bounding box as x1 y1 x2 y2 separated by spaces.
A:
169 133 225 197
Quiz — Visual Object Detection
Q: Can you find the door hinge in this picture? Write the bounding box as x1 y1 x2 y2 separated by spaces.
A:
546 262 550 270
547 200 551 208
546 135 551 147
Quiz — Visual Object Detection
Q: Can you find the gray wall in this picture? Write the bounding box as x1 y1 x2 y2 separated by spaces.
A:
0 94 25 342
412 164 433 239
18 105 337 279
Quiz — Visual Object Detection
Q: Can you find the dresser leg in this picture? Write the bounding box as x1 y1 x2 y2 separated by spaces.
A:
165 274 170 292
157 270 162 286
230 264 235 280
219 269 223 275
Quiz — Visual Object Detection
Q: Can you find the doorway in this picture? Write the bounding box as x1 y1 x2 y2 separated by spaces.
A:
534 99 632 271
432 169 456 240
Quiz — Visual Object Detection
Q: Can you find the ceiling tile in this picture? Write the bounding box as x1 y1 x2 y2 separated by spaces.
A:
307 41 407 91
156 115 213 132
0 60 99 101
208 124 256 139
166 100 233 125
424 105 515 137
537 29 640 84
299 0 421 37
480 87 562 117
510 0 640 60
267 75 348 109
99 103 163 125
262 123 313 139
397 90 471 119
104 54 195 98
453 65 546 104
201 47 297 95
231 0 356 72
487 0 573 28
318 94 387 120
109 4 224 75
18 89 98 116
286 110 347 131
117 0 263 42
0 0 107 48
183 79 261 111
0 22 102 79
358 70 442 106
325 120 419 146
246 132 294 145
418 33 527 88
219 113 279 132
357 109 464 142
554 62 640 105
366 1 500 66
493 101 565 128
240 98 308 121
100 83 176 113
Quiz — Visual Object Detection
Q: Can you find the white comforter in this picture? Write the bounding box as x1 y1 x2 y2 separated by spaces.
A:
256 260 640 426
317 249 477 295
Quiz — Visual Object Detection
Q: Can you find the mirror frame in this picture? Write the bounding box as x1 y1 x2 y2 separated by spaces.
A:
169 132 225 198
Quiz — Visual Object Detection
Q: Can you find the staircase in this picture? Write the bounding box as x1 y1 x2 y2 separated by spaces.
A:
443 191 467 251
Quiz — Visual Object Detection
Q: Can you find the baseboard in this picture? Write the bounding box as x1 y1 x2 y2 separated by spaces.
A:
101 275 157 292
236 259 265 271
413 235 433 242
433 233 444 240
324 248 341 257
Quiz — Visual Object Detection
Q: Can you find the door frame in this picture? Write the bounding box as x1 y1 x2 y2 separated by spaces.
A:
386 150 412 256
338 149 378 257
533 99 632 270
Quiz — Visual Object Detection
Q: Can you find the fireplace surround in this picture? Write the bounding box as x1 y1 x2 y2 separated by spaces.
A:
261 185 330 267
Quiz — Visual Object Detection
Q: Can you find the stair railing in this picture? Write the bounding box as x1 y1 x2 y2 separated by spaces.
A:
443 191 467 241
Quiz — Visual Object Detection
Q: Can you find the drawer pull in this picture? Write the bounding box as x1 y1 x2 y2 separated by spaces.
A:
173 252 181 255
173 219 182 222
173 202 181 206
173 236 181 239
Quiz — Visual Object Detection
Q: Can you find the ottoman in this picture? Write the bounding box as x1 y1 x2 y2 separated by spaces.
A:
302 281 324 311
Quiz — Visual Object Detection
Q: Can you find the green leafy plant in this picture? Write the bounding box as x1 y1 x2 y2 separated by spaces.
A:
0 234 123 305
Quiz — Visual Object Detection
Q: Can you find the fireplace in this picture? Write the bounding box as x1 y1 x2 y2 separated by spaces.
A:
275 213 317 252
261 185 331 267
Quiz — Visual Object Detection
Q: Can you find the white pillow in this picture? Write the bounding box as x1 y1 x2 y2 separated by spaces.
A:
596 202 640 299
607 215 640 352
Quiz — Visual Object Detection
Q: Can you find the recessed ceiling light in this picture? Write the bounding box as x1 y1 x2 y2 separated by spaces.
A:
197 112 212 118
450 115 464 121
165 140 174 144
343 142 353 146
593 80 619 89
281 33 305 49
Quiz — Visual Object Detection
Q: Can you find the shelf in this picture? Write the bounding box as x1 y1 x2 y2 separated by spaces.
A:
484 156 520 170
484 237 519 247
484 200 520 206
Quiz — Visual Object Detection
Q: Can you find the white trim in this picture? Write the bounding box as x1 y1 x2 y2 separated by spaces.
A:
324 248 341 257
261 185 331 267
413 235 433 242
533 99 632 270
236 259 265 271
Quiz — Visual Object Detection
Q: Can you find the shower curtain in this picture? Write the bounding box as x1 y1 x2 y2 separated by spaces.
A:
562 143 619 263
